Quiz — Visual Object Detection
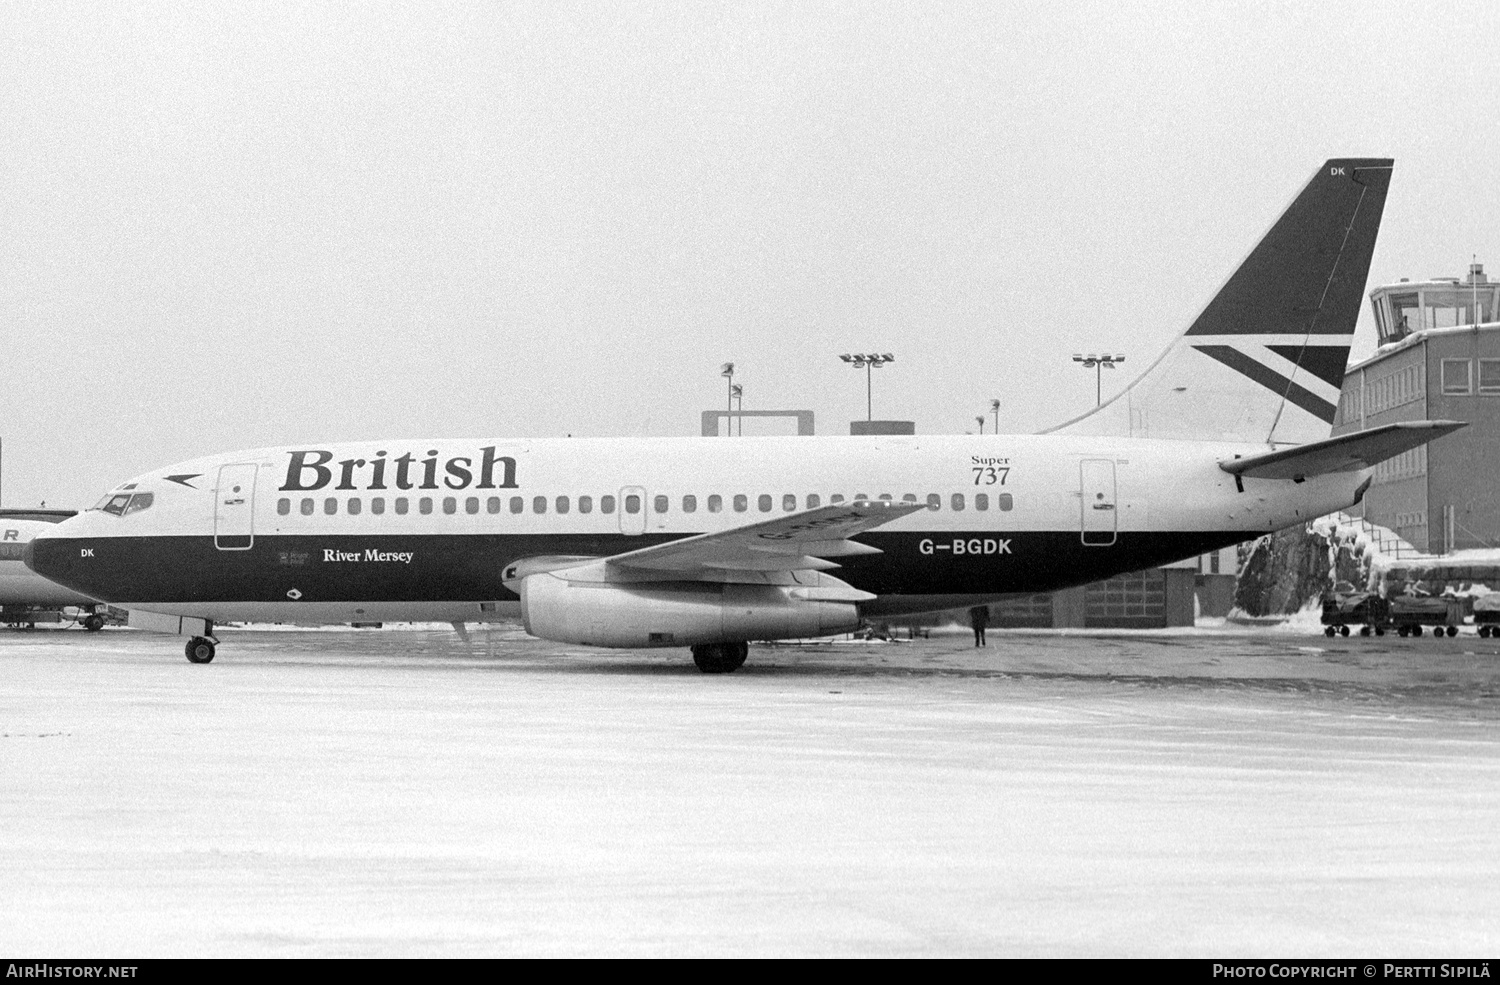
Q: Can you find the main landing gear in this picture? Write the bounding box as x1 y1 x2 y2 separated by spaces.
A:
691 642 748 674
185 636 218 664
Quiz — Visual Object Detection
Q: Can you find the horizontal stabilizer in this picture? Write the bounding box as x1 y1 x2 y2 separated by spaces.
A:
1219 421 1467 481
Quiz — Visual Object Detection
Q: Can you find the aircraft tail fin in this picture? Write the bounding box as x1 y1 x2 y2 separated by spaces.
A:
1049 159 1393 445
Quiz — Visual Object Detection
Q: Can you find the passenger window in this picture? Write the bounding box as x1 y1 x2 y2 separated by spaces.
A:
277 498 290 516
879 493 893 501
466 497 479 515
625 495 640 514
654 495 668 514
807 494 821 508
556 496 570 515
831 494 845 504
395 498 409 515
301 498 314 516
510 496 523 514
579 495 593 514
707 495 722 513
854 493 868 502
442 497 456 515
902 493 917 503
419 497 433 515
782 494 796 511
733 494 748 512
683 495 697 513
322 498 337 515
951 493 965 511
601 495 616 514
486 497 500 514
533 496 547 514
975 493 989 511
372 497 386 515
758 494 772 512
998 493 1014 511
348 497 362 515
927 493 940 510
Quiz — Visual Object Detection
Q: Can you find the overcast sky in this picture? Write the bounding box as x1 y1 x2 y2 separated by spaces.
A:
3 1 1496 508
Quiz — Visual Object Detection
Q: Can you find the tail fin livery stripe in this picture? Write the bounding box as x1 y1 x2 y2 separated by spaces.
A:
1193 345 1338 423
1266 344 1349 390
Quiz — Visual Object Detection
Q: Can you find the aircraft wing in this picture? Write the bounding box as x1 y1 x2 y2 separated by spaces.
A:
1218 420 1466 481
502 501 927 590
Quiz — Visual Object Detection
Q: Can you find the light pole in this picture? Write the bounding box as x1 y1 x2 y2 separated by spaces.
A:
975 415 985 434
839 352 895 421
730 383 743 436
989 398 1000 434
1072 353 1125 407
720 362 734 436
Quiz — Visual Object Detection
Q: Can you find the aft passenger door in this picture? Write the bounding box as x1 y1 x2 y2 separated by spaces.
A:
1080 459 1117 547
618 486 647 536
215 463 258 550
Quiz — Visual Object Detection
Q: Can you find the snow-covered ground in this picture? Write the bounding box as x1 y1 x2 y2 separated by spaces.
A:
4 625 1500 957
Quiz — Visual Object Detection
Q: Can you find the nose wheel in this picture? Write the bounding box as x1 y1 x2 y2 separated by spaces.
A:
185 636 217 664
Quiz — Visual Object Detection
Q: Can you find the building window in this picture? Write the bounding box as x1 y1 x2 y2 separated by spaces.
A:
1480 359 1500 395
277 498 290 516
1441 359 1472 395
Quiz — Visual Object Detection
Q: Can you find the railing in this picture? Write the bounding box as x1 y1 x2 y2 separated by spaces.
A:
1327 513 1427 562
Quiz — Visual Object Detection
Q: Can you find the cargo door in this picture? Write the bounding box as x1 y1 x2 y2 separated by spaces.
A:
1080 459 1117 547
618 486 647 536
215 463 258 550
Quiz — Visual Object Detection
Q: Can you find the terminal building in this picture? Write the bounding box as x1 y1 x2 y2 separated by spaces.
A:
1332 264 1500 553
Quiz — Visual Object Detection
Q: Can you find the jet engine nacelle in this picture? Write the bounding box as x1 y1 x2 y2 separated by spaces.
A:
518 572 861 648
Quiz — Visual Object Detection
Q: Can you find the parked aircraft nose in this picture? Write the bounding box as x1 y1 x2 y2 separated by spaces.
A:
23 528 93 597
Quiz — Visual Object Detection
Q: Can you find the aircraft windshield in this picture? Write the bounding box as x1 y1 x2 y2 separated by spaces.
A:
93 489 154 517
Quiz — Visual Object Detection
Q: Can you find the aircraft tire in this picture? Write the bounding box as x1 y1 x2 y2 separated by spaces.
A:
185 637 216 664
691 643 741 674
1447 625 1458 637
1339 625 1350 637
83 613 105 632
728 642 749 670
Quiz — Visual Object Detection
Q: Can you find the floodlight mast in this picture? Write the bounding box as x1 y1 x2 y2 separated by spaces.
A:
1072 353 1125 407
720 363 735 436
839 352 894 421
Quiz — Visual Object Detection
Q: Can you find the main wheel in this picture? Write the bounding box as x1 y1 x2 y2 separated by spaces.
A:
82 613 105 632
185 637 216 664
691 643 743 674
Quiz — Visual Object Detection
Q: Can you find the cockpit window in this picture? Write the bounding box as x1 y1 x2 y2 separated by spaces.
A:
100 493 133 516
95 490 154 516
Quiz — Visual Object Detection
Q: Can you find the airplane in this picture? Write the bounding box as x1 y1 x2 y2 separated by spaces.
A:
0 508 111 630
25 158 1467 671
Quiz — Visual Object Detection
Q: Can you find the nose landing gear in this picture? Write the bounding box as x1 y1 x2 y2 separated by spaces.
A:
185 636 217 664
